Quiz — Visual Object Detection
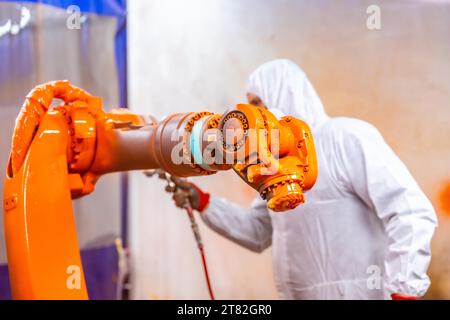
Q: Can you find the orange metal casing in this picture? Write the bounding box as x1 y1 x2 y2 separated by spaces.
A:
4 109 88 299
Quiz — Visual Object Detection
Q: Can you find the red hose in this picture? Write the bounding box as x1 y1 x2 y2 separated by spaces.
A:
185 206 215 300
199 246 215 300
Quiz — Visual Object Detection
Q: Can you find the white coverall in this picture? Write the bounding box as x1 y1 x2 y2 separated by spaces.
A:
200 59 437 299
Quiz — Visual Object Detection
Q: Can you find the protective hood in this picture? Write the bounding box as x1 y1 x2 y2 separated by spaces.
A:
246 59 329 130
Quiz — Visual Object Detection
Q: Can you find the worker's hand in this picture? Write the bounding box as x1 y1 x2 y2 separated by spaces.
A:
391 293 418 300
171 179 210 212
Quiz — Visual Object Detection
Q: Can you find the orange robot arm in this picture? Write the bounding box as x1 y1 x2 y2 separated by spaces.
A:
3 81 318 299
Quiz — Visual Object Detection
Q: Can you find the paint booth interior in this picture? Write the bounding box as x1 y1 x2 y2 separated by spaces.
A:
0 0 450 300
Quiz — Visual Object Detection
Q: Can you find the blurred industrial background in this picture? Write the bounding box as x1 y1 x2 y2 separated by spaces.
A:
0 0 449 299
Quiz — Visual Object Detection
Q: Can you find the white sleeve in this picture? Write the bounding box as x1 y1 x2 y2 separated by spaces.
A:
200 196 273 253
336 122 437 297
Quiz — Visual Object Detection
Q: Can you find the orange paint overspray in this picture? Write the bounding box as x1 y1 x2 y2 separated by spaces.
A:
438 181 450 217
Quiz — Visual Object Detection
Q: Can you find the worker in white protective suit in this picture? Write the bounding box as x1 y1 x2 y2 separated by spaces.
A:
172 59 437 300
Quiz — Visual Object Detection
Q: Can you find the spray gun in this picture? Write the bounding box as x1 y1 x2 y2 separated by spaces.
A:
144 169 215 300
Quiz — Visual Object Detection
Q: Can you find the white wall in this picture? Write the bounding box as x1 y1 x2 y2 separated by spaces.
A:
128 0 450 299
